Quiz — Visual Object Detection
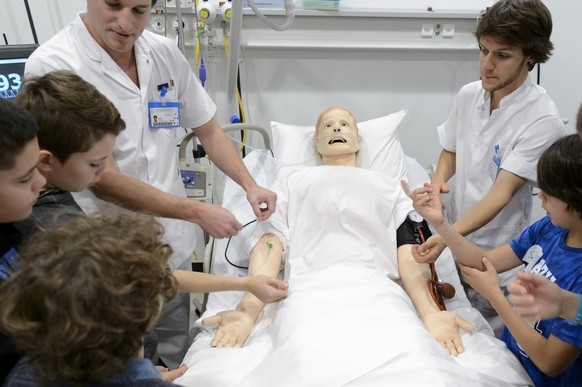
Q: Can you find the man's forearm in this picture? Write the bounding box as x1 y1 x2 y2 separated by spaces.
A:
194 119 257 192
432 149 456 186
450 170 526 237
91 168 201 221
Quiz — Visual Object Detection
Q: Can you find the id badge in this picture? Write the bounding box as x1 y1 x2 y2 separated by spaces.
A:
148 101 181 128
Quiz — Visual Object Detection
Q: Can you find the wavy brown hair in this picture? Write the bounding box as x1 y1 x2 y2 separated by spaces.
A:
15 70 125 163
475 0 553 70
0 213 177 385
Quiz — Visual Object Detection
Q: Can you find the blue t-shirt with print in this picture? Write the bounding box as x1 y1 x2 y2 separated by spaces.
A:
504 216 582 387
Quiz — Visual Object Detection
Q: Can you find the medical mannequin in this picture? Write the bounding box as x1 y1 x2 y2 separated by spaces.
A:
203 107 474 355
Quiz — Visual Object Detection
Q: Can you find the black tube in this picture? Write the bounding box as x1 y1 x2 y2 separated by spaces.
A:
23 0 39 44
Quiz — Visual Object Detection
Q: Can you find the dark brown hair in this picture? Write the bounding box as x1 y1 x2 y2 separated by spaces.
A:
475 0 553 70
537 134 582 216
15 70 125 163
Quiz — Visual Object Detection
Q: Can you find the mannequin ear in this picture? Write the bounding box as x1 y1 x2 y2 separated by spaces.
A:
37 150 56 173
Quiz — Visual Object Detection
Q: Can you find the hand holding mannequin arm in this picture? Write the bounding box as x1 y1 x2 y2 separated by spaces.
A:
508 272 581 323
397 245 474 356
402 181 521 274
203 234 284 347
193 118 277 221
173 271 288 304
461 258 582 376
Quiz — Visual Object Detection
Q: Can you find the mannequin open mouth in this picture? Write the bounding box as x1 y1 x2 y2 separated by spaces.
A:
328 137 347 144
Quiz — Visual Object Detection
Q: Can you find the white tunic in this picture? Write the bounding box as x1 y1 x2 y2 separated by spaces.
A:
438 76 565 255
25 13 217 269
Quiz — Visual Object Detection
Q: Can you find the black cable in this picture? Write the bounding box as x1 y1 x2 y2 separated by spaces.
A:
23 0 39 44
536 63 541 85
224 218 258 269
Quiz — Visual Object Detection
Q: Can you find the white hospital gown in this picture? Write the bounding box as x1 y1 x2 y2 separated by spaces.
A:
176 166 531 387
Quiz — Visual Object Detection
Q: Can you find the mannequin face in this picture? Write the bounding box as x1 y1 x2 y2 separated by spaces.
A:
315 108 360 162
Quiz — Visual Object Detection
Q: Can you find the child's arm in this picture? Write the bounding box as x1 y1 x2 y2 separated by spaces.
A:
401 181 521 273
461 258 582 376
173 268 288 304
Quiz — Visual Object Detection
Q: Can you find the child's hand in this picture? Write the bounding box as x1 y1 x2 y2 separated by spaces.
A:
156 363 188 381
400 181 446 227
247 275 289 304
459 257 500 300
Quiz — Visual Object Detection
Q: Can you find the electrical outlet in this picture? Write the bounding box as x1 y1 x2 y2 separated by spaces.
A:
442 24 455 38
421 24 434 38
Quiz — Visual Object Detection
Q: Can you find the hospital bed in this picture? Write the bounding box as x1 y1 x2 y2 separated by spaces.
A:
175 111 533 387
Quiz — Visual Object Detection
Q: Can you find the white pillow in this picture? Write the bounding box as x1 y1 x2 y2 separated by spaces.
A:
270 110 408 180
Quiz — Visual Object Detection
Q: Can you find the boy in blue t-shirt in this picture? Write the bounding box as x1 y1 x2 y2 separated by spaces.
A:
404 134 582 386
0 98 45 384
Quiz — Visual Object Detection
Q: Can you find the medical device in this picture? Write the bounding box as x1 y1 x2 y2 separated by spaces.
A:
0 44 38 100
178 132 212 201
408 211 456 310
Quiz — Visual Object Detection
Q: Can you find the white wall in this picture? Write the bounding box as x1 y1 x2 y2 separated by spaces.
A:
1 0 580 221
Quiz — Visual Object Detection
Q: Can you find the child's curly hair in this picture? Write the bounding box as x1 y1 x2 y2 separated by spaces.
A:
0 212 177 385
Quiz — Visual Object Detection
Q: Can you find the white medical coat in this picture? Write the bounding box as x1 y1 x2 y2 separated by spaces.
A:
438 76 565 283
25 13 217 269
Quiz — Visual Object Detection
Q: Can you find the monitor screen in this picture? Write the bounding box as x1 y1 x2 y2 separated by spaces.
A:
0 44 38 100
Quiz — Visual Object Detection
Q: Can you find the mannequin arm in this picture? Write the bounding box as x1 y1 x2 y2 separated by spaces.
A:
397 245 474 356
203 233 284 347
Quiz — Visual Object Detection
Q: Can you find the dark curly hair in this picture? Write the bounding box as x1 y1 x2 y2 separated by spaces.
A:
475 0 554 71
537 134 582 217
0 213 177 385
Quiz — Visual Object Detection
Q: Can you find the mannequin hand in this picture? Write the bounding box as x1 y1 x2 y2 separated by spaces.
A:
411 234 446 264
191 202 242 239
247 275 288 304
401 181 445 227
246 184 277 221
156 364 188 381
203 309 255 348
459 258 500 301
508 272 562 322
422 311 475 356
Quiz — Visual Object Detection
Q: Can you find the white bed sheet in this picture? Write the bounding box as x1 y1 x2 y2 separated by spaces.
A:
175 151 532 387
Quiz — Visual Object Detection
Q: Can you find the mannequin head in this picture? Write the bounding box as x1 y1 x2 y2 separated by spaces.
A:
315 107 360 167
